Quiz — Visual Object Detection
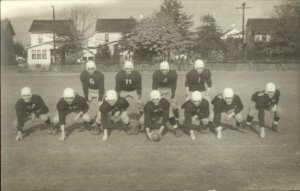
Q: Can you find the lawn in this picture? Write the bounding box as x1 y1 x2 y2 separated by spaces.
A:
1 70 300 190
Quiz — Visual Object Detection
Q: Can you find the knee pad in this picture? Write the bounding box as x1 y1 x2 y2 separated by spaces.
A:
171 100 178 110
39 114 49 122
52 115 59 125
120 112 130 124
139 115 144 126
273 106 281 118
235 113 243 123
82 113 91 122
201 118 209 126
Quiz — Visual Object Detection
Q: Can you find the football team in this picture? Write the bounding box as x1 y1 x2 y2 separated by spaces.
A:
14 59 281 141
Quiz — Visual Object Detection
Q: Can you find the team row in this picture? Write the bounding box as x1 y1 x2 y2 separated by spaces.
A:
14 60 281 141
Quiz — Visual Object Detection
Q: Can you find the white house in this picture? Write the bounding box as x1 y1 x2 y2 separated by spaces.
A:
221 28 242 40
245 18 278 49
83 18 136 61
26 20 75 70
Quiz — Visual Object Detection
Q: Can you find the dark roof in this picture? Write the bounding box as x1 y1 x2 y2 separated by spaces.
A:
246 18 278 34
29 20 75 35
1 19 15 36
96 19 136 33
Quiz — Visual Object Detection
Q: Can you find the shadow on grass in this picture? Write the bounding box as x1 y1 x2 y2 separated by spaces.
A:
22 123 49 138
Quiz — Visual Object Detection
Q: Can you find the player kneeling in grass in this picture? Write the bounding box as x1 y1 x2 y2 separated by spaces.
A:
179 91 210 140
14 87 51 141
115 60 143 117
211 88 247 139
95 90 137 141
53 88 94 141
80 60 105 106
139 90 179 142
245 82 281 138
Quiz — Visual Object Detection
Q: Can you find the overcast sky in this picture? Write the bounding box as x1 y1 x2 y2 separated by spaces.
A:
1 0 282 46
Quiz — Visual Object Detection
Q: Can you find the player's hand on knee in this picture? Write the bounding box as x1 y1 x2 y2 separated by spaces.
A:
137 100 143 109
179 117 185 125
271 105 277 113
30 113 36 121
113 111 120 118
73 114 81 123
227 112 235 120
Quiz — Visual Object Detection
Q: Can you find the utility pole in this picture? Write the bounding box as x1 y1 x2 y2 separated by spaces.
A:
52 5 56 63
236 2 251 63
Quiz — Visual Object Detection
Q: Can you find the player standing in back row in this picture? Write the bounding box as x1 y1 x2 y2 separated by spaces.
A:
80 60 105 106
115 60 143 115
185 59 212 100
152 61 181 136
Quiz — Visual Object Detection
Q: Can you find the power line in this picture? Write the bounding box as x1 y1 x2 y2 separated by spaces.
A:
236 2 251 62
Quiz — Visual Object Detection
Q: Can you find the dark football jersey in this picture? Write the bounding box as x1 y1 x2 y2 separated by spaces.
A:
211 94 244 127
143 98 170 128
56 94 89 125
80 71 105 101
115 70 142 95
185 69 212 92
152 70 177 98
15 94 49 127
251 89 280 109
99 96 129 129
181 99 210 127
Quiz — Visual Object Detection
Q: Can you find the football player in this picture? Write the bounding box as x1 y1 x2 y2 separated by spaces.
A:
80 60 105 105
95 90 137 141
180 91 210 140
53 88 94 141
211 88 247 139
152 61 181 136
14 87 51 141
185 59 212 100
139 90 180 142
115 60 143 113
246 82 281 138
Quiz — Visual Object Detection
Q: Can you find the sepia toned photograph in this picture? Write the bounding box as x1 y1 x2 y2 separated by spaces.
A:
1 0 299 190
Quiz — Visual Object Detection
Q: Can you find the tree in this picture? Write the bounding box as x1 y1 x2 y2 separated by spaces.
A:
160 0 193 50
95 44 111 62
58 6 98 63
124 12 186 62
160 0 193 55
193 14 225 60
271 0 300 58
13 41 26 58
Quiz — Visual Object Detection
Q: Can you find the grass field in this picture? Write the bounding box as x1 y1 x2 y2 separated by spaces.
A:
1 70 300 190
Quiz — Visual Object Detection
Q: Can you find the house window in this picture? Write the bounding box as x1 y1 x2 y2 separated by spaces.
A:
42 50 47 59
255 34 262 42
105 33 109 43
38 35 43 44
261 34 267 42
32 50 37 59
37 50 41 59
